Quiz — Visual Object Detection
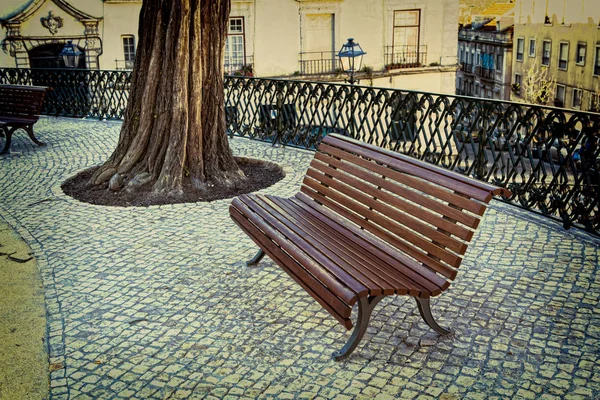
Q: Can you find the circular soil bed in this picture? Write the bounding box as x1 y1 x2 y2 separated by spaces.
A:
61 157 285 207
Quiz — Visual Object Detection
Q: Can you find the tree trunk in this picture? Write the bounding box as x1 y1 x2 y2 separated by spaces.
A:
91 0 244 195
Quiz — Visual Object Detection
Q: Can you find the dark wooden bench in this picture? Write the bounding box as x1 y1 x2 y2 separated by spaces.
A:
230 134 511 359
0 85 48 154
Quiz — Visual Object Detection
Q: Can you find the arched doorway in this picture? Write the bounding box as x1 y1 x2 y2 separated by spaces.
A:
27 43 89 117
28 43 86 69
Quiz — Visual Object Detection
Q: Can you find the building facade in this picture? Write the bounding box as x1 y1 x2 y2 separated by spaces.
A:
512 0 600 111
456 2 515 101
1 0 460 94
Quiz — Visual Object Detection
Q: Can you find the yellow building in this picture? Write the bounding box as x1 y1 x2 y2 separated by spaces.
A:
457 1 515 100
1 0 460 93
512 0 600 111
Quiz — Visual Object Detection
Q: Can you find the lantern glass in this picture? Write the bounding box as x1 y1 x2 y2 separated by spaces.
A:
59 41 83 68
337 38 366 83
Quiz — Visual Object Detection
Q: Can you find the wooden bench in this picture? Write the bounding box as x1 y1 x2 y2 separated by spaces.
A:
230 134 511 359
0 85 48 154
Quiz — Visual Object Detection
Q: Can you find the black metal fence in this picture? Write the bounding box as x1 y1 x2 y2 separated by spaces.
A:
0 68 131 119
1 67 598 234
299 51 338 75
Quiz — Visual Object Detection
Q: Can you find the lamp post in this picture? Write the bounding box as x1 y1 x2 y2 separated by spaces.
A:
59 40 82 68
337 38 366 85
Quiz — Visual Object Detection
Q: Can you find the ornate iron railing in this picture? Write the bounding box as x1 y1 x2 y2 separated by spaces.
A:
384 45 427 70
1 67 598 234
298 51 338 75
224 55 254 76
0 68 131 119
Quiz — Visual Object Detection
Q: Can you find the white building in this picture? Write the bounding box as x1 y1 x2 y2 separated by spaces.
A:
1 0 460 93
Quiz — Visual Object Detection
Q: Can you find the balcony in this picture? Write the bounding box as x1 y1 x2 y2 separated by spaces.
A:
458 28 513 45
298 51 338 75
384 45 427 70
1 67 598 235
224 55 254 76
461 63 473 74
475 66 495 80
114 59 134 70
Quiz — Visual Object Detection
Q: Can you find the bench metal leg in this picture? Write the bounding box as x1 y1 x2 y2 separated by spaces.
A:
414 297 451 335
333 295 384 361
0 127 12 154
246 249 265 266
25 126 45 147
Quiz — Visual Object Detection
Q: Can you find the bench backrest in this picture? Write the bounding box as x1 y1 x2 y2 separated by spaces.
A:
0 85 48 119
301 133 511 283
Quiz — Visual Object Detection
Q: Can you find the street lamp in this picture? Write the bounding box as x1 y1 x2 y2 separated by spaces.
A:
337 38 366 85
59 40 82 68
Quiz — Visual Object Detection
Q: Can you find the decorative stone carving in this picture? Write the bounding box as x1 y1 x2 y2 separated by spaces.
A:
2 40 23 57
40 11 64 35
83 21 100 36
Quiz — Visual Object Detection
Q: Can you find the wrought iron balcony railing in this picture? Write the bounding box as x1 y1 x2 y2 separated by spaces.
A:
1 67 598 234
114 59 135 70
298 51 338 75
224 55 254 76
475 66 495 80
461 63 473 74
384 45 427 70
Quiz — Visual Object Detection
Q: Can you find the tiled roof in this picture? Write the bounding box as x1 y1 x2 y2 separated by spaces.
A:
477 2 514 27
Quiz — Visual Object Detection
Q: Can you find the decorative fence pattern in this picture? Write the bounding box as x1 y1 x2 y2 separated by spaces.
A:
1 68 598 234
299 51 338 75
0 68 131 119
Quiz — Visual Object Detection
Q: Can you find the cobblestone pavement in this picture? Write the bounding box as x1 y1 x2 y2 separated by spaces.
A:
1 117 599 400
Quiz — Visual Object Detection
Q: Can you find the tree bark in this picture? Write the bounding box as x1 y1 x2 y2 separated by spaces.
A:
91 0 244 195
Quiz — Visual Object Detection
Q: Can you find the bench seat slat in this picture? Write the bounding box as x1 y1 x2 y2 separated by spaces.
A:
248 195 373 298
269 196 415 296
319 143 486 216
287 196 448 295
230 206 353 329
0 116 39 124
302 174 464 269
230 203 352 329
310 156 475 242
323 134 510 200
294 191 453 292
233 196 359 305
313 150 480 229
304 166 468 254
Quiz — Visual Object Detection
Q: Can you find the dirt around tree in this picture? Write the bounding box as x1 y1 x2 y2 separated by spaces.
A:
62 157 284 207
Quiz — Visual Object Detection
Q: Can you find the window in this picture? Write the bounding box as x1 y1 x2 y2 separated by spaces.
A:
542 40 552 66
122 35 135 68
529 39 536 57
476 49 481 66
459 48 464 63
595 46 600 76
475 83 480 96
515 73 522 87
572 88 582 108
558 42 569 70
576 43 586 65
516 38 524 61
496 53 503 73
590 93 600 112
225 17 246 74
556 85 565 107
393 10 421 63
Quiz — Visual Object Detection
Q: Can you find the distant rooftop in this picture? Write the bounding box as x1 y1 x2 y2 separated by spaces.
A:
472 1 515 28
